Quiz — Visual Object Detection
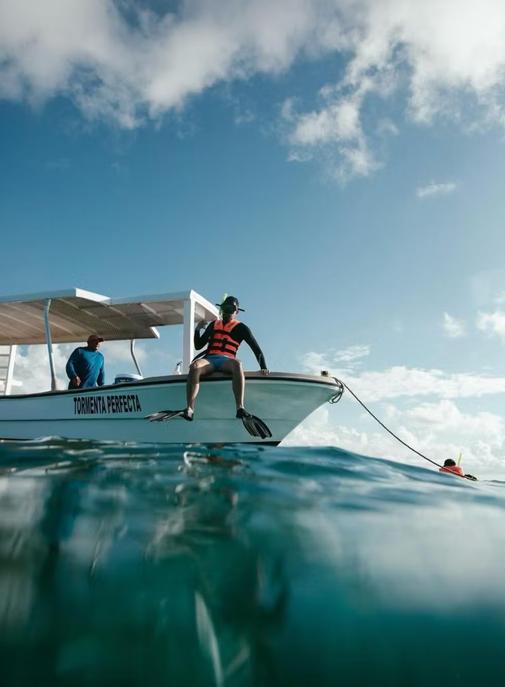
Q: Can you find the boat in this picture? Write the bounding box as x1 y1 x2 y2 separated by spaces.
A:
0 288 342 444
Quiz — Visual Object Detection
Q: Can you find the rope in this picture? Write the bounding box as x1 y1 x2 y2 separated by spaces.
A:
335 378 445 470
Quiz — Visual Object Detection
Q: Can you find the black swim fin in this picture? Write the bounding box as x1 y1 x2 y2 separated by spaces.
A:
146 409 193 422
236 408 272 439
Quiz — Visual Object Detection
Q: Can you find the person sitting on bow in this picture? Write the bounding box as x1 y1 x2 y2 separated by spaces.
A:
148 296 271 438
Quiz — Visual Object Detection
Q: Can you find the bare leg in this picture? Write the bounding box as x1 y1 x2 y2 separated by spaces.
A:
220 358 245 410
186 358 215 413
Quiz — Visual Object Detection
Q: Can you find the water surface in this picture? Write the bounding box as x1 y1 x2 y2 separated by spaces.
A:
1 438 504 686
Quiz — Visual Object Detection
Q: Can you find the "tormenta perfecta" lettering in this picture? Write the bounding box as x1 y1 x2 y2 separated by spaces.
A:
73 394 142 415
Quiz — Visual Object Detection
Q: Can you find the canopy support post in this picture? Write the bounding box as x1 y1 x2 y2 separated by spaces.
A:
130 339 143 376
0 345 17 396
182 297 195 373
5 345 16 395
44 299 58 391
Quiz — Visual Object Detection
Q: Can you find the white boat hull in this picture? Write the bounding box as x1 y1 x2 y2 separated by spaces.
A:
0 373 340 444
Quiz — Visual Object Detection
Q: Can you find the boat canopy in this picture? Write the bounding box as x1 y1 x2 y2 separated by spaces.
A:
0 288 219 389
0 288 218 345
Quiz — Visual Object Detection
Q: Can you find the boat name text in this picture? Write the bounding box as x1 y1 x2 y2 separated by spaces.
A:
74 394 142 415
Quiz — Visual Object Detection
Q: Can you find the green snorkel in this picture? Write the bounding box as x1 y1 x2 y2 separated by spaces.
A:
219 293 228 317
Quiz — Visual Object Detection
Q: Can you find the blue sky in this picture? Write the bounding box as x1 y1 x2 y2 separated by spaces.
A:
3 0 505 475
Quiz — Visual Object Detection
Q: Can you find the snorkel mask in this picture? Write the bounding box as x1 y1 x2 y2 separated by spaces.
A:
216 295 244 315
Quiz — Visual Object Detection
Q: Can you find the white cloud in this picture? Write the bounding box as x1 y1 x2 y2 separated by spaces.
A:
416 182 457 199
11 341 148 393
282 78 381 180
293 346 505 477
443 312 466 338
301 349 505 402
1 1 505 179
401 399 503 442
343 366 505 403
302 345 370 374
281 0 505 178
12 344 71 393
477 309 505 344
334 344 371 363
376 118 399 137
284 401 505 479
290 97 361 145
470 270 505 307
0 0 326 127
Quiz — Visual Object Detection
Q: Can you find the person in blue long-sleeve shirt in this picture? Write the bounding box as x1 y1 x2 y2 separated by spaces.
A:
66 334 105 389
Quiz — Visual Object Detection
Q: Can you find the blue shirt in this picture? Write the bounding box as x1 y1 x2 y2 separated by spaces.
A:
66 347 105 388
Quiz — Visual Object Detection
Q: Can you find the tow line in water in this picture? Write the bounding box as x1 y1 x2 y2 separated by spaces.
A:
330 377 477 481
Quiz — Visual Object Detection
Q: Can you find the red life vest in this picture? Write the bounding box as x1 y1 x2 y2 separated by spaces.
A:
439 465 464 476
207 319 241 359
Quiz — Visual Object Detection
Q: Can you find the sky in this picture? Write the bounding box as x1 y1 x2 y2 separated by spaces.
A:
3 0 505 476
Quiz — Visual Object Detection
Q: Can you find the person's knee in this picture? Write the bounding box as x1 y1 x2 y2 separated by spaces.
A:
232 359 243 374
189 362 202 379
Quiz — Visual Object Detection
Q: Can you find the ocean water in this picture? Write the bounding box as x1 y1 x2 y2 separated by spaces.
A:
1 439 505 687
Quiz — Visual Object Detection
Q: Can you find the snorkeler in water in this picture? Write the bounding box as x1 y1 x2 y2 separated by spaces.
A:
439 458 478 481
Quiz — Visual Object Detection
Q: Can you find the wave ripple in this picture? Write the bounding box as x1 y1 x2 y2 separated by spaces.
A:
0 438 504 686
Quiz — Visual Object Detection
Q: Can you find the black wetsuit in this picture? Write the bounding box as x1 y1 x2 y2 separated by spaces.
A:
194 321 267 369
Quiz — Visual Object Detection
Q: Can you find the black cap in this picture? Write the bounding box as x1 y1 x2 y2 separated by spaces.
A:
87 334 104 343
216 296 244 312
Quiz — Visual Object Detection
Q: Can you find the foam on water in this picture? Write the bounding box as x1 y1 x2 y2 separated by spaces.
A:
1 438 504 686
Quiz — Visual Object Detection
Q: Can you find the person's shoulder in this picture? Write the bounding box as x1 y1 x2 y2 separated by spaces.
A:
236 321 250 332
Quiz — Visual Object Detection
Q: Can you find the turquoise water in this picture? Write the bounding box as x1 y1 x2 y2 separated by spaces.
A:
1 439 505 686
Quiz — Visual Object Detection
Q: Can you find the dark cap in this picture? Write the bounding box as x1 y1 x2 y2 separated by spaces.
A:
216 296 244 312
87 334 104 344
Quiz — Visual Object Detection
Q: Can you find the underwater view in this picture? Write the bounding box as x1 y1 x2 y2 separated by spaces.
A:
1 439 505 687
